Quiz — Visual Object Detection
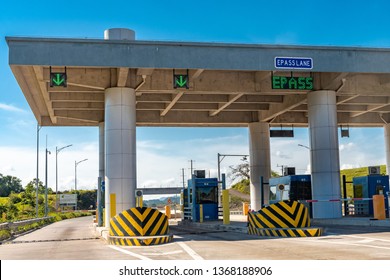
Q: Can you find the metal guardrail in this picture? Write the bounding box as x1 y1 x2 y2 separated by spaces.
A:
0 217 54 232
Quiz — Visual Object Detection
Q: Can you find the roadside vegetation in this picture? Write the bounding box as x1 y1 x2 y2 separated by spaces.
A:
0 173 95 240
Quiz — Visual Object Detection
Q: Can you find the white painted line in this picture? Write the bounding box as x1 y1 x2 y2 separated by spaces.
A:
356 239 375 243
327 232 390 243
297 238 390 250
142 250 183 256
177 242 204 260
108 245 152 260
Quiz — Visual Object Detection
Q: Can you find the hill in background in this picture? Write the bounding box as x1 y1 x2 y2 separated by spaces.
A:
340 165 386 197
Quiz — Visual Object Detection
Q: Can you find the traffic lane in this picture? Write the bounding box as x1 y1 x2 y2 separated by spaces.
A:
11 216 97 242
113 224 390 260
0 239 139 260
173 230 390 260
0 216 137 260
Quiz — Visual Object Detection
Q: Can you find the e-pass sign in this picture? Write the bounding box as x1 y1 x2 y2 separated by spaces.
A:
274 57 313 70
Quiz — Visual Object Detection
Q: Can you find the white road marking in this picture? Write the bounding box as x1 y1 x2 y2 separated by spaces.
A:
177 242 204 260
297 238 390 250
142 250 183 256
108 245 151 260
356 239 375 243
327 232 390 243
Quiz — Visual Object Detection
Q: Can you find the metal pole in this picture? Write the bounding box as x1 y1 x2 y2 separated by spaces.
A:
182 168 185 189
75 160 77 191
222 173 226 190
97 177 103 226
75 158 88 210
55 144 72 211
217 153 248 181
45 136 50 217
217 153 221 181
343 175 348 216
56 146 58 211
190 160 194 177
35 123 40 218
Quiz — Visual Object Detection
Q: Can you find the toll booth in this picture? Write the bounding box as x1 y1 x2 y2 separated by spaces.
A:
352 175 389 216
269 175 312 216
182 173 219 222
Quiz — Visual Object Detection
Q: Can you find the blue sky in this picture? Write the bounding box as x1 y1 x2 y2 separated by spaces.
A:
0 0 389 191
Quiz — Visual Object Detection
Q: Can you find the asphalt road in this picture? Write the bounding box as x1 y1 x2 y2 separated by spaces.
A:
1 216 390 260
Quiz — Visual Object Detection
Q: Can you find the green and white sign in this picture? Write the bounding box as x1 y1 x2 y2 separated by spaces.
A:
272 76 313 90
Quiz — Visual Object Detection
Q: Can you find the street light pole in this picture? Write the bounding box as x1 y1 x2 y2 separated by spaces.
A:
298 144 310 150
75 158 88 191
75 159 88 211
35 123 41 218
56 144 72 211
45 136 51 217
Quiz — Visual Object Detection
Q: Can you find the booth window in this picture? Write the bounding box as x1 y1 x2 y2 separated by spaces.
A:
196 187 218 204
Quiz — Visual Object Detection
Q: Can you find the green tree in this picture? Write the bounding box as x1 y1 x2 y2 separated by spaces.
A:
229 161 281 181
70 190 97 210
229 159 250 181
24 179 45 194
0 174 23 197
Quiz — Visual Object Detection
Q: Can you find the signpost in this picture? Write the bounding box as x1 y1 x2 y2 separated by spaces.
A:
59 194 77 210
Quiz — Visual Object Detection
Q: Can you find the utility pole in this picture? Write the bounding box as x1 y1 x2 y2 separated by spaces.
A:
189 160 195 178
277 164 286 176
181 168 185 189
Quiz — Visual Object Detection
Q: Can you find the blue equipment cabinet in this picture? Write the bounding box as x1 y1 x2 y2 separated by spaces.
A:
269 175 312 203
352 175 389 216
269 175 312 217
184 177 219 222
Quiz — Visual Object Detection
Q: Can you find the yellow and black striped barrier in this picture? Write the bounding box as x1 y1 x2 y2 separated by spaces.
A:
248 226 322 237
109 235 173 246
248 200 323 238
108 207 173 246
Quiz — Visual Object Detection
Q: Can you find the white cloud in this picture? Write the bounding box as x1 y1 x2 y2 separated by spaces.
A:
0 127 388 194
339 142 355 151
0 103 26 113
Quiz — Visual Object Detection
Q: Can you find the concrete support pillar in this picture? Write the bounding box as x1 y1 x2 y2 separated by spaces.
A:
248 122 271 210
308 90 342 218
384 124 390 175
104 87 137 225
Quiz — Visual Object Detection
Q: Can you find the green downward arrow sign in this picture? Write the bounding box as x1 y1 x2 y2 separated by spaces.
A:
52 74 65 86
176 75 187 87
175 75 188 87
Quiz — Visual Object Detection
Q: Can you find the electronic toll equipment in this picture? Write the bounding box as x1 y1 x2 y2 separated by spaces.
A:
269 175 312 202
352 175 389 216
269 175 312 216
183 177 219 222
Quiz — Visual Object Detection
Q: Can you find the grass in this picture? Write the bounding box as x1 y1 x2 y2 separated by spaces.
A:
340 165 386 198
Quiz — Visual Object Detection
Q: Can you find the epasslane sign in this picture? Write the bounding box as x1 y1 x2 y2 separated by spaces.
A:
274 57 313 70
